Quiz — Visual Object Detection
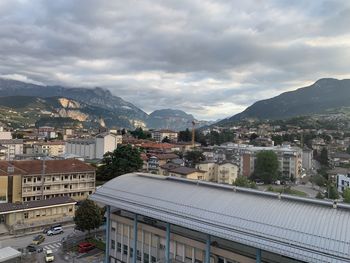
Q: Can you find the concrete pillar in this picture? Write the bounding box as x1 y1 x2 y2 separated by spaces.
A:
256 248 261 263
105 205 111 263
165 222 170 263
133 214 138 263
205 235 211 263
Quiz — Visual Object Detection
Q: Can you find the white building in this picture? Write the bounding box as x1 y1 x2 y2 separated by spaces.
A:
0 131 12 140
0 139 24 160
337 173 350 193
151 130 178 142
66 133 122 159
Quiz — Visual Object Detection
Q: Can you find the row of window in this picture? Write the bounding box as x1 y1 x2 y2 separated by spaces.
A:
23 173 94 184
111 240 157 263
22 191 91 201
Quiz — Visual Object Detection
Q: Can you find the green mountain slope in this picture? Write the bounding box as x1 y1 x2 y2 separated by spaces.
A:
219 78 350 125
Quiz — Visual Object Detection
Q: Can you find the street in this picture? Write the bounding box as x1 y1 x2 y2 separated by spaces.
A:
0 226 105 263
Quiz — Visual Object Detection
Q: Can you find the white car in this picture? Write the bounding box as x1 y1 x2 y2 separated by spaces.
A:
45 249 54 262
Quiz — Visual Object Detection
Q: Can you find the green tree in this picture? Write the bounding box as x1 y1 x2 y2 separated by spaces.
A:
320 147 329 167
343 188 350 203
316 192 324 199
327 184 339 200
74 200 103 234
254 151 279 184
130 128 150 139
178 129 192 142
162 136 171 143
185 150 205 167
310 174 326 188
234 176 257 189
97 144 143 181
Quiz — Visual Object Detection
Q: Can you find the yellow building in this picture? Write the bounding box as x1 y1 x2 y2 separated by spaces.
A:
33 141 66 157
168 166 206 180
0 159 96 202
0 196 75 234
196 161 238 184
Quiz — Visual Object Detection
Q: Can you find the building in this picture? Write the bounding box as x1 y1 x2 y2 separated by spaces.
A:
337 171 350 193
38 126 57 140
0 159 95 202
147 153 179 171
0 131 12 140
0 140 24 160
168 166 206 180
151 130 178 143
91 173 350 263
33 141 66 157
302 147 313 171
239 145 302 180
196 161 238 184
0 196 75 234
66 133 122 159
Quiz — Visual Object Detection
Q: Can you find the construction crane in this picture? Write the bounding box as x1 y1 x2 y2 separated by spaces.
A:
191 121 196 148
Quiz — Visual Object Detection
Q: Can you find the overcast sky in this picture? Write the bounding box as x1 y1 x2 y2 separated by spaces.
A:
1 0 350 120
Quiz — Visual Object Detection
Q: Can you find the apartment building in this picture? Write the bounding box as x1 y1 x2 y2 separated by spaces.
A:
0 139 24 160
0 159 96 202
196 161 238 184
33 141 66 157
92 173 350 263
238 145 302 180
66 133 122 159
302 147 313 171
151 130 178 143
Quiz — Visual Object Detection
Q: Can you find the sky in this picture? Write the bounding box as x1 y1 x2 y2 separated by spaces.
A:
1 0 350 120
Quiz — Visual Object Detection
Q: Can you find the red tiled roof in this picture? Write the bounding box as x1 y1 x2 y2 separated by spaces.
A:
0 159 95 176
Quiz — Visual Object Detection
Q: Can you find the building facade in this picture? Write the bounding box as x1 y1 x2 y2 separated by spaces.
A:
92 173 350 263
33 141 66 157
151 130 178 143
0 159 96 202
0 140 24 160
196 162 238 184
66 133 122 159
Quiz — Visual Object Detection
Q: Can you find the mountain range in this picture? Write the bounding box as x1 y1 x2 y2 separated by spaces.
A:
0 78 210 130
218 78 350 126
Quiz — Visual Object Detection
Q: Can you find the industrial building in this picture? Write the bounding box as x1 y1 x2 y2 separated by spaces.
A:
91 173 350 263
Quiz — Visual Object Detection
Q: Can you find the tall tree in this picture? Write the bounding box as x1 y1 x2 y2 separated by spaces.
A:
185 150 205 167
320 147 329 167
343 188 350 203
178 129 192 142
253 151 279 184
327 183 339 200
97 144 143 181
74 200 103 234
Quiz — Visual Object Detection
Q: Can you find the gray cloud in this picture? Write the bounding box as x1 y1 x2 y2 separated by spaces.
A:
0 0 350 120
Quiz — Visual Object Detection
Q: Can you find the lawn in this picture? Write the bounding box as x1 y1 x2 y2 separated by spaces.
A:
266 186 308 197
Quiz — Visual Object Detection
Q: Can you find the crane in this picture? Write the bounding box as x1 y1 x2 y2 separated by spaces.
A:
191 121 196 148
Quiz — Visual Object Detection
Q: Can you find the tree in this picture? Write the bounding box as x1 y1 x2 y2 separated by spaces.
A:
185 150 205 167
233 176 257 189
327 184 339 200
320 147 329 167
97 144 143 181
310 174 326 188
343 188 350 203
130 128 150 139
74 200 103 234
316 192 324 199
253 151 279 184
178 129 192 142
162 136 171 143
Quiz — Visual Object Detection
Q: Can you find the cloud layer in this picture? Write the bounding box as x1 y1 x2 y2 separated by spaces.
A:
1 0 350 120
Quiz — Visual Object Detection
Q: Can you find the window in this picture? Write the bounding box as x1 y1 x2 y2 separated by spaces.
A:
130 248 134 258
69 207 73 212
151 256 156 263
24 212 28 219
111 227 116 232
117 242 121 252
111 240 116 250
123 245 128 255
137 250 141 261
143 253 149 263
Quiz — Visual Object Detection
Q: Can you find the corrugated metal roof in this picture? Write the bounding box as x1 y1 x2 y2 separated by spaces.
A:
91 173 350 263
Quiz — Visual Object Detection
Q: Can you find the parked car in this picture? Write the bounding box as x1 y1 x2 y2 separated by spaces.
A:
32 234 45 245
78 242 95 253
27 244 43 253
45 249 55 262
47 226 63 236
43 224 62 234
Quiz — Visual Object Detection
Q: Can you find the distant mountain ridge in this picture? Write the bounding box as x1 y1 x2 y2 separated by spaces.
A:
0 78 207 130
218 78 350 125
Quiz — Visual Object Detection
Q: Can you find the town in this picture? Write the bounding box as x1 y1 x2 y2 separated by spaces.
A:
1 116 350 262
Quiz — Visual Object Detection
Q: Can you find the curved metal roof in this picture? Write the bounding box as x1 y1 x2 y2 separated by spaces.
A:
91 173 350 263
